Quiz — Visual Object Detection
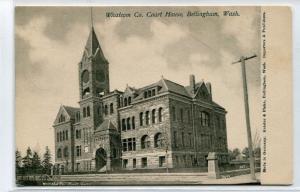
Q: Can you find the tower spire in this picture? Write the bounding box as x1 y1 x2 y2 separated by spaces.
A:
90 7 94 28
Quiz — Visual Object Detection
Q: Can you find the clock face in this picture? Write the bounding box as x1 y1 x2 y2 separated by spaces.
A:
82 70 89 83
96 70 105 82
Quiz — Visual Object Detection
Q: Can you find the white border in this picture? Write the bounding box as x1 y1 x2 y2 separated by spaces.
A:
0 0 299 191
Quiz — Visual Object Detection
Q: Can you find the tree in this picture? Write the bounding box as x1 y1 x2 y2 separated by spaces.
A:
242 147 250 159
42 146 52 174
32 151 42 173
254 147 261 158
231 148 241 160
22 147 33 173
15 150 22 174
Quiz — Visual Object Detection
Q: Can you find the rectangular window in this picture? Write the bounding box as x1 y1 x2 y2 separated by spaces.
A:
66 130 68 140
141 157 147 168
76 146 81 157
132 117 135 129
123 159 128 168
133 138 136 151
122 119 126 131
128 138 133 151
62 131 65 141
57 132 59 142
76 129 82 139
133 158 136 168
122 139 128 151
159 156 166 167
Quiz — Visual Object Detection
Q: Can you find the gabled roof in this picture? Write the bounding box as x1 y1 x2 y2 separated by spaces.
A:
53 105 79 125
95 119 117 132
161 78 191 97
63 105 80 119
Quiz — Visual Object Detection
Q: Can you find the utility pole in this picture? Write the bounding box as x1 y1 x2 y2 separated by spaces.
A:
232 54 257 181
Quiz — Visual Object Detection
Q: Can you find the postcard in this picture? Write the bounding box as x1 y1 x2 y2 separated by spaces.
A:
15 6 292 186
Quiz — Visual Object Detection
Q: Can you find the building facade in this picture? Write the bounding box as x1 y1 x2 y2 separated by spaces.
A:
53 25 228 174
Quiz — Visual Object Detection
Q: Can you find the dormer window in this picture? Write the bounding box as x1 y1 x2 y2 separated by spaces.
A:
152 89 156 96
144 88 157 99
124 98 128 107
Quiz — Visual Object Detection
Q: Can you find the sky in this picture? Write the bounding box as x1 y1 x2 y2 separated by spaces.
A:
15 6 261 156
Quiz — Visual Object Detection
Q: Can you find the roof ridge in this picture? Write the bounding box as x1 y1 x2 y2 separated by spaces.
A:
163 78 186 88
63 105 79 109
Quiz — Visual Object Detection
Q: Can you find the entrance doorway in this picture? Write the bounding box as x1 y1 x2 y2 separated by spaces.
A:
95 148 107 170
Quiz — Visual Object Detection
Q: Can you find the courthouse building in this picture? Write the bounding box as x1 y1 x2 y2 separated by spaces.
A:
53 24 228 173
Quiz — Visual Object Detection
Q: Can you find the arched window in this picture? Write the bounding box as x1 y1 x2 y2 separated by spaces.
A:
57 148 62 158
154 133 164 148
126 118 131 130
139 112 143 126
158 107 163 122
124 98 128 107
122 119 126 131
145 111 150 125
110 103 114 114
152 109 156 124
64 147 69 157
87 106 90 117
83 107 86 118
132 116 135 129
128 97 132 105
104 105 108 115
141 135 151 149
200 111 210 126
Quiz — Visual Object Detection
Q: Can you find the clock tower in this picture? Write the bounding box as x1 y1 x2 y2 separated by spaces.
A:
78 24 109 129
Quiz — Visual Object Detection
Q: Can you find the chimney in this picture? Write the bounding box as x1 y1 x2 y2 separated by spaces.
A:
189 74 195 94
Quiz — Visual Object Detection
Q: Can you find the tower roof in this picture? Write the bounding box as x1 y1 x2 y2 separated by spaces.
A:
83 26 107 63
